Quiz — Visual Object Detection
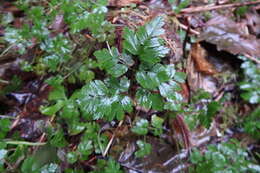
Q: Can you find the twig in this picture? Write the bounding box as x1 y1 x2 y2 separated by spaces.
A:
0 115 16 119
244 54 260 64
5 140 46 146
178 23 200 35
180 0 260 13
103 120 124 157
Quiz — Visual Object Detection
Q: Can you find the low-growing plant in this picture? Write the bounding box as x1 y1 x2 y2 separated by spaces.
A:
190 140 260 173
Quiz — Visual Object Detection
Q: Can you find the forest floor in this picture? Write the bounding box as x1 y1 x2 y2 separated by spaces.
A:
0 0 259 172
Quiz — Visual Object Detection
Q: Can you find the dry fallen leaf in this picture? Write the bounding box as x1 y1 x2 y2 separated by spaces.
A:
199 15 260 58
191 42 218 75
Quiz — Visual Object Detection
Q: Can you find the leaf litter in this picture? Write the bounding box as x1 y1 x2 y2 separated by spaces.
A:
0 0 260 172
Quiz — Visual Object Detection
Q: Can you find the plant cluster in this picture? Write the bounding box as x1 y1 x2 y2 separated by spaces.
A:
190 140 260 173
0 0 259 172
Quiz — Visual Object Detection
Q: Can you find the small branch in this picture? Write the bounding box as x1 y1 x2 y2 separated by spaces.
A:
103 120 124 157
244 54 260 64
5 140 46 146
180 0 260 13
178 23 200 35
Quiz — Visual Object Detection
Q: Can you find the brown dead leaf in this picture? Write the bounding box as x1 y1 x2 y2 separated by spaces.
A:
191 42 218 75
187 51 218 93
199 15 260 58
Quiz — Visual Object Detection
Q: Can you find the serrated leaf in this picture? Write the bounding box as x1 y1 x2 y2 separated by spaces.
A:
123 27 139 55
77 79 131 121
110 102 124 121
145 16 165 37
139 39 169 65
121 96 133 113
131 118 149 135
174 71 186 83
136 88 152 109
77 140 93 157
136 71 160 90
151 115 164 136
164 100 182 111
136 64 175 90
159 81 182 100
94 47 129 77
110 64 128 78
61 100 79 119
123 16 169 65
67 152 78 164
68 120 85 135
135 140 152 158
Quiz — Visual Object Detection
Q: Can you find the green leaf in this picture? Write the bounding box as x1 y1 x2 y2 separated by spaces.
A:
67 119 85 135
95 47 129 77
123 27 139 55
78 140 93 159
135 140 152 158
67 152 78 164
92 159 123 173
174 71 186 83
136 71 160 90
131 118 149 135
0 149 8 160
61 100 79 119
151 115 164 136
77 79 131 121
104 159 123 173
138 38 169 65
120 96 133 113
190 148 203 164
21 156 35 173
199 101 220 128
172 0 190 13
123 16 169 65
50 128 68 147
136 64 176 90
136 88 152 109
40 100 65 116
164 100 182 111
48 86 66 101
150 93 164 111
159 81 182 100
110 102 124 121
40 163 60 173
137 16 165 42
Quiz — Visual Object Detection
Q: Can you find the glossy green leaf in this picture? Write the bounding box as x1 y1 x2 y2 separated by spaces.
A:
40 100 65 116
61 100 79 119
159 81 182 100
136 88 152 109
151 115 164 136
123 16 169 65
67 152 78 164
95 47 129 77
174 71 186 83
123 27 139 55
150 93 164 111
135 140 152 158
131 118 149 135
40 163 60 173
77 79 131 121
136 71 160 90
